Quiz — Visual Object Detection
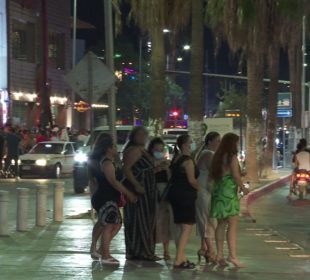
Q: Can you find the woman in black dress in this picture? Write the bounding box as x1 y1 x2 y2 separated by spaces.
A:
89 133 137 264
168 134 200 269
123 126 159 261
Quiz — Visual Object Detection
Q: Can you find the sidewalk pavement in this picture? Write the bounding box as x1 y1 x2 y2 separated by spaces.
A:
1 172 309 280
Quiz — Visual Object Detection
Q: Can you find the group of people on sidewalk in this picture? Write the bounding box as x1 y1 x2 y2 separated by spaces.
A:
88 126 249 269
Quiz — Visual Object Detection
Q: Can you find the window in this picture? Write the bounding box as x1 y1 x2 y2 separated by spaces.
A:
48 32 65 70
12 21 35 62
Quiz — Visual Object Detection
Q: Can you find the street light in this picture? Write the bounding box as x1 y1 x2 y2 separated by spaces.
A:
183 45 190 51
163 28 170 33
177 57 183 62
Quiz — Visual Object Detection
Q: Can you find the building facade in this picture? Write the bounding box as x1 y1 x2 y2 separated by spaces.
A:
8 0 71 128
0 0 8 126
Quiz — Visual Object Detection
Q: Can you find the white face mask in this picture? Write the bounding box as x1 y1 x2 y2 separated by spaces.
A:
153 151 164 160
190 142 197 152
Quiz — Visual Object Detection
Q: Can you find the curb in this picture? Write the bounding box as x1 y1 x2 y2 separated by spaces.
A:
241 174 291 222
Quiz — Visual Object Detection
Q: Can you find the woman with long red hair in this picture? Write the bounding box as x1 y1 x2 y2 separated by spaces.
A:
210 133 249 268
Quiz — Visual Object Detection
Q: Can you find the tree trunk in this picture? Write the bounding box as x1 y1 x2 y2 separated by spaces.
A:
149 25 165 136
246 52 263 183
288 32 302 128
188 0 204 146
263 46 279 178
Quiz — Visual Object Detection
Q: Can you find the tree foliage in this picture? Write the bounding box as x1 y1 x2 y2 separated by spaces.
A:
216 84 247 117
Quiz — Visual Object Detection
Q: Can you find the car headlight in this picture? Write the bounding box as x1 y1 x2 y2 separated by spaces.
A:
35 159 47 166
74 153 88 163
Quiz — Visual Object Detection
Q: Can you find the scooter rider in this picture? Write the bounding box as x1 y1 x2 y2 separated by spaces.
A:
288 140 310 200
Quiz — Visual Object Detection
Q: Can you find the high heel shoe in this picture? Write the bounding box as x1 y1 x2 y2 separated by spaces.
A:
216 258 229 267
197 249 210 264
227 257 246 268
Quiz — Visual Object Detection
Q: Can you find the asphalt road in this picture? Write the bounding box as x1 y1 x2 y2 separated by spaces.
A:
249 184 310 251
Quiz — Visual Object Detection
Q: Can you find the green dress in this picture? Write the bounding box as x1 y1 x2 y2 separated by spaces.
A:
211 175 240 219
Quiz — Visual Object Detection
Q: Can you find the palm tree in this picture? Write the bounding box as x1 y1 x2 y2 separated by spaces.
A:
264 0 304 177
128 0 191 135
128 0 166 135
188 0 205 147
207 0 268 182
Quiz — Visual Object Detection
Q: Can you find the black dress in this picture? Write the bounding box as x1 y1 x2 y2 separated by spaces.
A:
90 158 122 225
168 155 199 224
123 151 157 259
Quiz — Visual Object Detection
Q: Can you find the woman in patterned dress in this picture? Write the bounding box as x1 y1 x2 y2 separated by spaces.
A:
123 126 160 261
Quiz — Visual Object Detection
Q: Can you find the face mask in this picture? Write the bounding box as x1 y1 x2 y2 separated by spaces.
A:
153 151 164 160
190 142 197 152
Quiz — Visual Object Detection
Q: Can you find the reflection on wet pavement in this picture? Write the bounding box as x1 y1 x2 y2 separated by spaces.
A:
0 180 310 279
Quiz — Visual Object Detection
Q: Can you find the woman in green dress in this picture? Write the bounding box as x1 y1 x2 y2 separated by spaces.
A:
210 133 249 268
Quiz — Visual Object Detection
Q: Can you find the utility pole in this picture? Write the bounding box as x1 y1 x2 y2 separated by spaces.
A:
104 0 116 141
301 15 306 138
70 0 77 129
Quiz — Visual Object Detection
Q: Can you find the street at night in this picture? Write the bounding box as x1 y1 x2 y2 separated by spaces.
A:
2 0 310 279
0 177 309 280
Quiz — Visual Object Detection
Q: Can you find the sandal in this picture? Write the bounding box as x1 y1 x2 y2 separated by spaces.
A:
227 257 246 268
101 257 120 265
174 261 195 269
91 251 101 260
142 255 162 261
164 253 171 261
217 258 229 267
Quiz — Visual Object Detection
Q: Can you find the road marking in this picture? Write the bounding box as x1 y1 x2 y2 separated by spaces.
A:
246 228 268 231
289 254 310 258
255 233 276 236
275 247 301 250
264 240 289 243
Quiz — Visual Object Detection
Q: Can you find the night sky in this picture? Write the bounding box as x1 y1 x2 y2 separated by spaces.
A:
72 0 291 113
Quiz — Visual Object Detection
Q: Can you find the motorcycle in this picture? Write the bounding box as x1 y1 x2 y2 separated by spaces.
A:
294 169 310 199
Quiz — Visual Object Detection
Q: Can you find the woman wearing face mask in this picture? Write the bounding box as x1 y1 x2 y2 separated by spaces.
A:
147 137 174 260
195 132 221 264
168 134 200 269
123 126 159 261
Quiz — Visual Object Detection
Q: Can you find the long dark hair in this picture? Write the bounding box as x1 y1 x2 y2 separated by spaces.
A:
123 126 148 151
210 133 239 182
195 131 220 161
147 137 165 155
172 134 190 162
89 133 113 161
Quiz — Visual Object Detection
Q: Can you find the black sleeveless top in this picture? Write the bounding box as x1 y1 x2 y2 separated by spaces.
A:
90 157 121 211
168 155 200 200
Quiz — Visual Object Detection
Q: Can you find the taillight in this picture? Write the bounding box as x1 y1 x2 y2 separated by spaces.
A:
296 173 309 179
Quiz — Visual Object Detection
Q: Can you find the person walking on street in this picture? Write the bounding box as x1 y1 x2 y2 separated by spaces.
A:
89 133 137 265
122 126 159 261
210 133 249 268
195 132 221 264
168 135 199 269
3 125 21 176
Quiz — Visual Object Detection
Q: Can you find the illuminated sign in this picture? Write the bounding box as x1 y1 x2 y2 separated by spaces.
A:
75 101 90 112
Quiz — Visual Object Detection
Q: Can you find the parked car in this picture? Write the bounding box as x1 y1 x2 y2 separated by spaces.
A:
19 141 75 179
